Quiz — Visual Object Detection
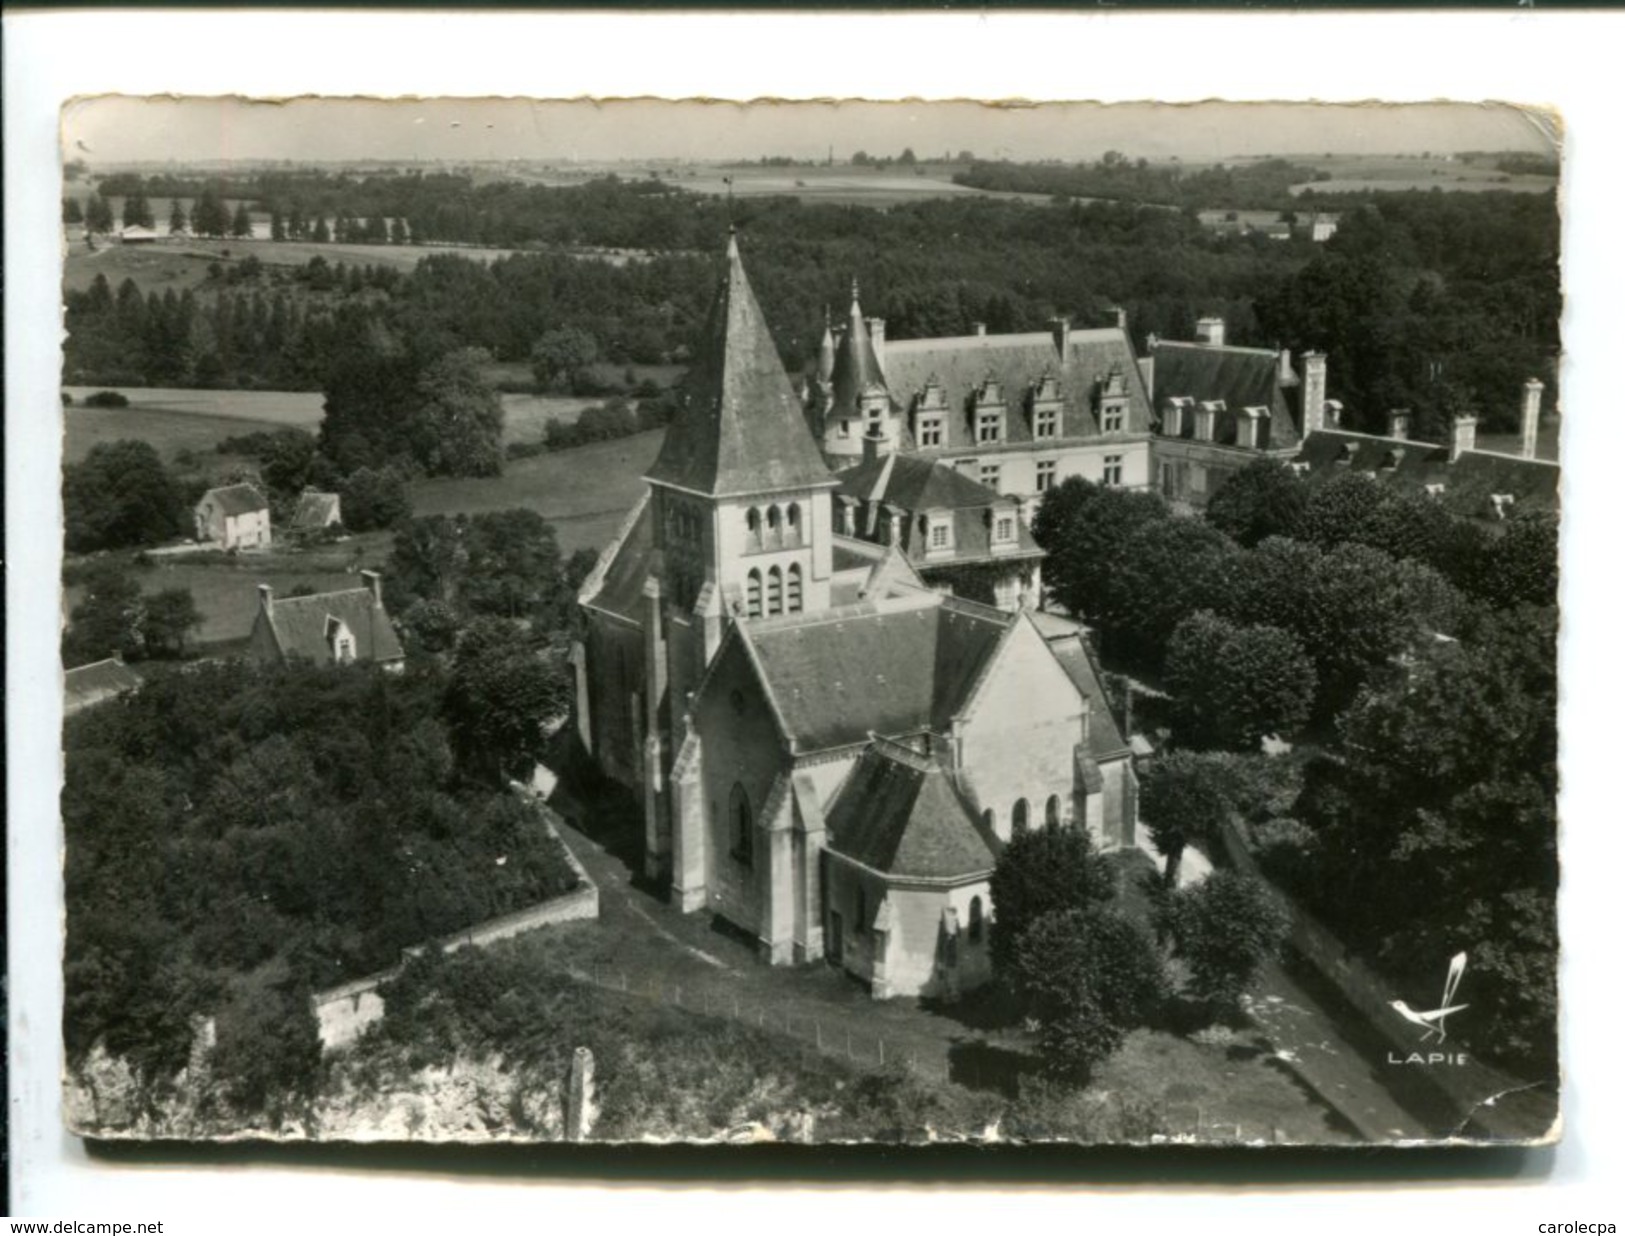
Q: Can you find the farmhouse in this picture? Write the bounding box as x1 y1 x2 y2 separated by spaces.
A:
195 482 271 550
249 571 405 672
64 657 141 717
290 489 343 533
577 234 1136 997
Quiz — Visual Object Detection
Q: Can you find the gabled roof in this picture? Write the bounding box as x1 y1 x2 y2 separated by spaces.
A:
261 587 404 665
198 482 267 517
739 594 1010 753
1296 431 1560 522
1446 450 1560 518
646 233 836 499
1149 340 1302 452
825 743 998 881
64 658 141 716
1297 429 1450 485
291 490 341 528
1037 617 1132 762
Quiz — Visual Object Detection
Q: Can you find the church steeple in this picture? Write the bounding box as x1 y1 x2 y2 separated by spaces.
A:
822 277 895 458
647 232 835 499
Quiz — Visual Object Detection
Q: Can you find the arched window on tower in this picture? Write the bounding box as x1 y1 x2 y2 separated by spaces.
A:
766 565 784 615
746 569 763 618
1045 794 1061 827
786 563 803 613
785 502 801 548
746 507 762 551
729 783 753 867
766 504 783 549
1012 798 1030 836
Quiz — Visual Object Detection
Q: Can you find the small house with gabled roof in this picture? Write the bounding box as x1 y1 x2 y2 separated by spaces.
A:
290 489 342 534
248 571 405 672
195 482 270 550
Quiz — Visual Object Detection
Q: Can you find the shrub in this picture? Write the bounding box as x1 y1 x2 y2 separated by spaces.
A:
1157 871 1291 1019
84 390 130 408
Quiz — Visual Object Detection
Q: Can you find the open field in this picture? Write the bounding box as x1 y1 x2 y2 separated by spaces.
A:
62 386 601 462
1283 154 1556 197
409 428 661 554
681 163 1052 207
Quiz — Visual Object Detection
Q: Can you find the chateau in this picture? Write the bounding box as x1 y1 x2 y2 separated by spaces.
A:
575 235 1137 997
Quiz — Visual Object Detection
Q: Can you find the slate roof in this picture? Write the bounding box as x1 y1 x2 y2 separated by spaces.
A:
829 287 889 419
1443 450 1560 519
877 328 1156 451
1297 430 1450 488
836 453 1043 566
1149 340 1302 452
64 657 141 716
825 743 998 881
262 587 405 665
198 482 267 518
580 492 654 625
740 595 1010 753
1040 620 1132 762
646 234 836 499
291 490 341 529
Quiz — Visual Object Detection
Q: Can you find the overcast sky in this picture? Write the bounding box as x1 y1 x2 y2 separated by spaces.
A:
63 96 1556 167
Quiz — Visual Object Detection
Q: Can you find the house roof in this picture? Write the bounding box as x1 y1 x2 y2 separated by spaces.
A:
198 482 267 518
64 657 141 716
829 287 890 419
1149 340 1302 452
739 594 1010 753
262 586 405 664
1297 429 1450 488
825 743 998 880
1445 450 1561 519
646 233 837 499
291 490 341 528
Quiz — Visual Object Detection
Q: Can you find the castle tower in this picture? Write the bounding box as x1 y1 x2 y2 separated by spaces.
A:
640 231 839 881
819 279 897 460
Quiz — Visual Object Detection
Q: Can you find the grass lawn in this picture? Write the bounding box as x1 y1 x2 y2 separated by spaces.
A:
64 536 395 648
408 428 662 555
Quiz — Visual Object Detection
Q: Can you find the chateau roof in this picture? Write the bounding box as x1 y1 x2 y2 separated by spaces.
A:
1044 630 1132 762
826 743 998 881
646 234 836 499
740 595 1010 753
1445 450 1560 517
64 657 141 716
829 286 890 418
580 492 654 624
260 586 404 665
1150 340 1302 451
198 482 267 517
868 327 1156 449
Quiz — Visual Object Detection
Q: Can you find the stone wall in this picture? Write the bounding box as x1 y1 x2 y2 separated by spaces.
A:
311 813 599 1051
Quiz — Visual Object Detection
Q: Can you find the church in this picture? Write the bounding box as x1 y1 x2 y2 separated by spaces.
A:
574 233 1138 998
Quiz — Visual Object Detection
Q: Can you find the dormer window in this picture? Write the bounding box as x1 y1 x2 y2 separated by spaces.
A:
1030 373 1063 440
1097 369 1129 434
916 413 944 448
927 515 953 554
974 378 1006 444
1163 397 1193 438
1194 401 1223 443
994 514 1015 543
913 379 948 448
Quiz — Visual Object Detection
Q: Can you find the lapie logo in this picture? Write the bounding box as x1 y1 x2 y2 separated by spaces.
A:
1387 951 1472 1066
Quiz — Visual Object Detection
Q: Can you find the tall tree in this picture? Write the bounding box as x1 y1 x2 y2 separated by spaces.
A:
231 202 254 239
1157 871 1290 1019
1164 611 1315 751
987 822 1116 976
1204 458 1308 548
168 198 187 235
443 619 572 784
405 346 505 477
63 439 187 553
1138 751 1236 888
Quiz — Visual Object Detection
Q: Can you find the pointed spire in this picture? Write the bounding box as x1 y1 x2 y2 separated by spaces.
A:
817 306 837 385
646 234 834 498
829 273 888 419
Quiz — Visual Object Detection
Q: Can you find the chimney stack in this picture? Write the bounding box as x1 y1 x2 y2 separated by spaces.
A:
257 584 274 614
361 569 383 606
1521 378 1544 460
1301 352 1328 436
1451 414 1479 462
1110 305 1127 331
1388 409 1411 441
1278 347 1293 385
972 321 986 337
1052 316 1072 360
1195 316 1226 348
861 428 889 467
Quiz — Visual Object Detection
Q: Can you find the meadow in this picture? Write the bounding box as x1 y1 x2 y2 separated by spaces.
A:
62 386 596 462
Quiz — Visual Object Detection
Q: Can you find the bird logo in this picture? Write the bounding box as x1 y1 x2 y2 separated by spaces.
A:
1390 951 1469 1043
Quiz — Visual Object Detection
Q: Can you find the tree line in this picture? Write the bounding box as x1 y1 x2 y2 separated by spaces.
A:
1033 463 1558 1078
